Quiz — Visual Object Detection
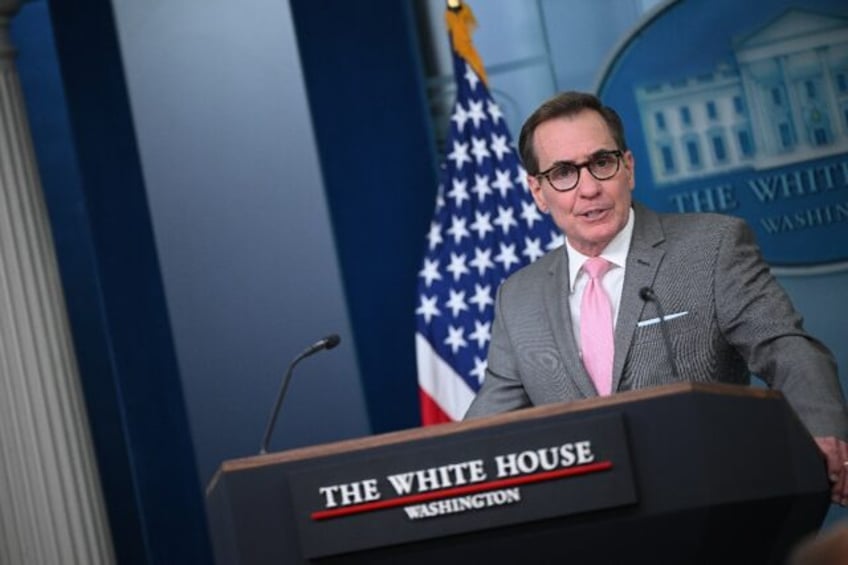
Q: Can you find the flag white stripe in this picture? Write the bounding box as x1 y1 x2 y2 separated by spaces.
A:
415 333 475 421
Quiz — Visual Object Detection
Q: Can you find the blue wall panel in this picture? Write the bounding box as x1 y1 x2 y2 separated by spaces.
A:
290 0 439 432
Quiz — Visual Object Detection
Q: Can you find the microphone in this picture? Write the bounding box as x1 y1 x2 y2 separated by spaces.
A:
639 287 681 382
259 334 341 454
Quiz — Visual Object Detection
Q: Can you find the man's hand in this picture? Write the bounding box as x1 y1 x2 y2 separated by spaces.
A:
814 436 848 505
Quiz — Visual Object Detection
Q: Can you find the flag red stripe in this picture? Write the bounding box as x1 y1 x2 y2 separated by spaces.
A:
419 388 454 425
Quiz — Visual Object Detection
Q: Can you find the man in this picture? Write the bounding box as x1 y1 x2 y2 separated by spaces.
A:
464 91 848 505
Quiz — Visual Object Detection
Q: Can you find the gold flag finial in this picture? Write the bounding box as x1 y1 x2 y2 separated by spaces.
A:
445 2 488 86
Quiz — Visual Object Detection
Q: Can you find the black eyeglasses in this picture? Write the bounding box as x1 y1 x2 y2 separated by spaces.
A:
536 150 623 192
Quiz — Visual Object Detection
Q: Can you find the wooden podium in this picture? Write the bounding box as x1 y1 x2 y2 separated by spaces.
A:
206 383 830 564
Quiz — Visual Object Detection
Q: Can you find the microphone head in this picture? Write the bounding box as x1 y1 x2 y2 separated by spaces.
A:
323 334 341 350
639 287 655 301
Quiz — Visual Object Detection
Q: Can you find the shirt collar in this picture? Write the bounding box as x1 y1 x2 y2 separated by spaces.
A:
566 206 635 292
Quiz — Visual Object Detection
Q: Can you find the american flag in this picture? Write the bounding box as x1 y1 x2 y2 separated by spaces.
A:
415 3 560 424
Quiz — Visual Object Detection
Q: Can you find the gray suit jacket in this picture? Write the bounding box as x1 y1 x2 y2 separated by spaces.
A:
465 203 848 438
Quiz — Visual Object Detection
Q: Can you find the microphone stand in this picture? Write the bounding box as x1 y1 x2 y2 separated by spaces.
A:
639 288 681 382
259 335 340 454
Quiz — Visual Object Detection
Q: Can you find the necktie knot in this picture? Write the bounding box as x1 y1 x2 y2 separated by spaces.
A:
583 257 611 281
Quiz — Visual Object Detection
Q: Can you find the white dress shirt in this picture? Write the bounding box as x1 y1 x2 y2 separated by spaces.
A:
565 207 635 351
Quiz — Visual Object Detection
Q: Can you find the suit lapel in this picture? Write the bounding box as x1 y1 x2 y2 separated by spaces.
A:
543 247 599 399
612 203 666 391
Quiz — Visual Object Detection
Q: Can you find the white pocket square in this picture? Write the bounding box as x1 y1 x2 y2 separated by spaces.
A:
637 311 689 327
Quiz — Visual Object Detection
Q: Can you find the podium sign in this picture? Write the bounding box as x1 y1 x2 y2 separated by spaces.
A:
290 412 635 557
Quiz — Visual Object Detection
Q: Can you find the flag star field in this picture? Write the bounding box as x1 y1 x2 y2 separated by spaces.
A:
415 46 560 423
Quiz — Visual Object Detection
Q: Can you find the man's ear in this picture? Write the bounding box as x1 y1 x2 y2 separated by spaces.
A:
528 174 548 213
624 150 635 190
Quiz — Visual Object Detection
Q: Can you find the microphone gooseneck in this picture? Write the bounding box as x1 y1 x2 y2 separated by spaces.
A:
259 334 341 454
639 288 681 382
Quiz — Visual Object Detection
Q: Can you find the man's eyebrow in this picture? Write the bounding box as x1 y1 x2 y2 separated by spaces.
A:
589 148 619 159
546 148 618 168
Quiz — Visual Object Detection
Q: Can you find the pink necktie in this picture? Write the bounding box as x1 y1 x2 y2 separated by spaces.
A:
581 257 614 396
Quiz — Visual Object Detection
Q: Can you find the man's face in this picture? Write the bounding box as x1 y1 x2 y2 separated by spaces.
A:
527 109 635 257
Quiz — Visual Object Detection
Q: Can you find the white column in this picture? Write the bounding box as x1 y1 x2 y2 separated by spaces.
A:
0 2 115 563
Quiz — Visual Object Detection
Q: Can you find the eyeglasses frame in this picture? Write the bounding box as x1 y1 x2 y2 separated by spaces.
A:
535 149 624 192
